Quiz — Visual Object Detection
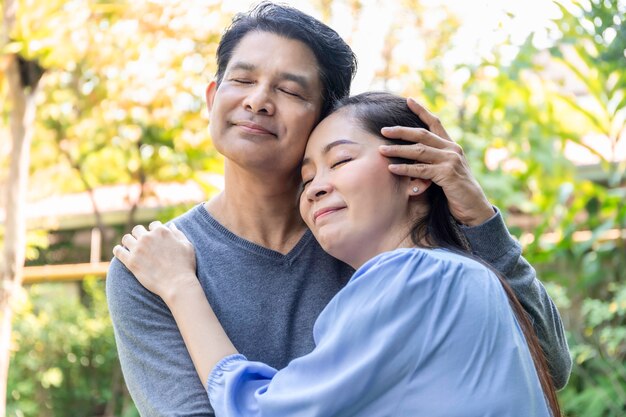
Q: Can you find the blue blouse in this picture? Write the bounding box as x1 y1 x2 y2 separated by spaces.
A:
207 248 550 416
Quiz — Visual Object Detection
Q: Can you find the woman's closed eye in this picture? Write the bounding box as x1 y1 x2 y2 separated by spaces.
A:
300 158 352 190
331 158 352 169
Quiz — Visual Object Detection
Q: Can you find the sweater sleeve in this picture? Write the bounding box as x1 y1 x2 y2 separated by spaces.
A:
460 208 572 389
106 257 215 416
206 250 442 417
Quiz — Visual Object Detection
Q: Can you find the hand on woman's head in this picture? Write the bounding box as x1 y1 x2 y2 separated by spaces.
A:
378 98 494 226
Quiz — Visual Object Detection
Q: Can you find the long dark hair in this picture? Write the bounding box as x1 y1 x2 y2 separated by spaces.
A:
332 92 561 417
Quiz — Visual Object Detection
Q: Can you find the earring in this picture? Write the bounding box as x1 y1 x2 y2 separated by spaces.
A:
412 186 420 193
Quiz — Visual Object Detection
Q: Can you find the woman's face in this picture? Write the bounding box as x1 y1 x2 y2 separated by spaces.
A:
299 110 415 269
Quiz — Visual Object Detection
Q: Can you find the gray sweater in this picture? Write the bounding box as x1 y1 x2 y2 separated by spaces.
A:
106 204 570 416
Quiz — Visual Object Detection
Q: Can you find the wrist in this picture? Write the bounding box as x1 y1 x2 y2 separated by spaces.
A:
161 274 204 307
456 203 496 227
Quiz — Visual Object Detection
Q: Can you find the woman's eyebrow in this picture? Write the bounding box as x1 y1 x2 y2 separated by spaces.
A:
322 139 359 154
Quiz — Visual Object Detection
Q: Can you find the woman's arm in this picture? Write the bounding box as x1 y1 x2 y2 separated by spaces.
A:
208 249 548 416
114 222 237 386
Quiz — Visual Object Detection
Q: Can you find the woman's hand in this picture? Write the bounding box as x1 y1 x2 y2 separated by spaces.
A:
113 221 198 304
379 98 495 226
114 221 238 384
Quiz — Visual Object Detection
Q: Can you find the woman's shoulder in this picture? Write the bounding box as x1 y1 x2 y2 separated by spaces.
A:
351 247 499 296
361 247 491 278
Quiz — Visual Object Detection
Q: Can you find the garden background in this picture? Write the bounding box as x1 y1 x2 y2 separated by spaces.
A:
1 0 625 416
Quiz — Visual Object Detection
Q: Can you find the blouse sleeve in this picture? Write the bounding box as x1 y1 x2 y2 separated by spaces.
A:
206 249 475 416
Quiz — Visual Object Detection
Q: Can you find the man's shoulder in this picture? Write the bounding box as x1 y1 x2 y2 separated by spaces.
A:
167 203 205 230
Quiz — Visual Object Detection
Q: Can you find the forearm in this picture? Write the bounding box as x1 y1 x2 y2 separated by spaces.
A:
107 259 215 415
164 277 238 386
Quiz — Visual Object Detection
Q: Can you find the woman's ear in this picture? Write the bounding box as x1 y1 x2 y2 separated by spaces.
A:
205 80 218 113
407 178 432 199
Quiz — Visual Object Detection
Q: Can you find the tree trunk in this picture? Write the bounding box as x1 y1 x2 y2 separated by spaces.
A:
0 53 39 417
1 1 43 412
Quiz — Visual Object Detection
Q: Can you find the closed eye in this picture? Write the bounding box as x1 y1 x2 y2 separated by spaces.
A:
331 158 352 169
232 79 253 84
279 88 303 98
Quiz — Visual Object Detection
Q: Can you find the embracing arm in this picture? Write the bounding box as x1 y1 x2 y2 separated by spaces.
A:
207 251 439 416
106 258 217 416
380 98 571 389
160 276 238 385
113 223 238 391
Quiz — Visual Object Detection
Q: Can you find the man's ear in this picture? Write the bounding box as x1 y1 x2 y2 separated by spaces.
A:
407 178 432 199
205 80 218 113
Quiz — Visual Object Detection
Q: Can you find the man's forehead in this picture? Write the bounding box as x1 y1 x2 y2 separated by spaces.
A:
228 32 319 71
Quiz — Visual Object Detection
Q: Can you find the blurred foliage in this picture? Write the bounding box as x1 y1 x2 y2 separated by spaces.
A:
3 0 226 201
7 278 137 417
449 1 626 416
2 0 626 416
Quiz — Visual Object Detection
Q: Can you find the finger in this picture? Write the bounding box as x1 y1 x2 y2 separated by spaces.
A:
406 98 452 141
121 233 138 251
388 163 438 180
113 244 131 265
380 143 455 165
380 126 451 150
148 221 163 231
131 225 148 238
169 223 191 243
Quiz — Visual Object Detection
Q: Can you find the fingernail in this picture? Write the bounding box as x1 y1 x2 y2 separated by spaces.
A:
388 164 400 171
379 145 390 151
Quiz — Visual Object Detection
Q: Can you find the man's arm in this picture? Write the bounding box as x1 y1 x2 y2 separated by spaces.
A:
380 98 571 389
106 258 215 416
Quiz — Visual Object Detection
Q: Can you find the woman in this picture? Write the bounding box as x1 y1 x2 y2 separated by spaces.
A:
115 92 560 416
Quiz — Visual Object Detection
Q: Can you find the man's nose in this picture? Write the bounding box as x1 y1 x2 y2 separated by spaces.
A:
243 85 275 115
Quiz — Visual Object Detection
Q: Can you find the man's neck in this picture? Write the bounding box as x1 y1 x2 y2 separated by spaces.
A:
205 164 307 254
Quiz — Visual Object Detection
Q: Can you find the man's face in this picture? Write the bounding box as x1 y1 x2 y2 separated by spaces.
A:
206 31 324 176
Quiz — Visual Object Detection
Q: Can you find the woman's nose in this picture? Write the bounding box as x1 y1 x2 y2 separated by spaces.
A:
306 179 333 201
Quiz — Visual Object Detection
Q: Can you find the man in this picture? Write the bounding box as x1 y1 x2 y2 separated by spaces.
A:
106 3 571 416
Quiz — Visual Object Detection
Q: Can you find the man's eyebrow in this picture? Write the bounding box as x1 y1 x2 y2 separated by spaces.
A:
278 72 311 89
229 61 255 72
228 62 311 89
302 139 360 166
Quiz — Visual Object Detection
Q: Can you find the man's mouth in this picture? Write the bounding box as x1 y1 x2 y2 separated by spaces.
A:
232 120 276 136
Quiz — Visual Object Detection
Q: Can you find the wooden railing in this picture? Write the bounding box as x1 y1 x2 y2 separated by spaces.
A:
23 262 110 284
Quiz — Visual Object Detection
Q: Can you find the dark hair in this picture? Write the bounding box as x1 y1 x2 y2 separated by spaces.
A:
215 1 358 119
332 91 561 417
